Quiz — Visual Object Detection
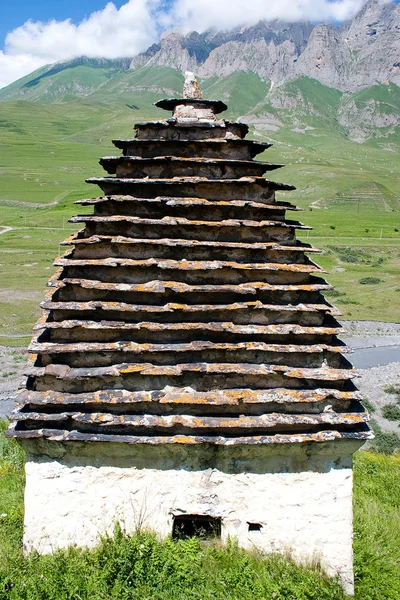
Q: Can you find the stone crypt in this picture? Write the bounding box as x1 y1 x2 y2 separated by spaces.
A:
8 73 372 594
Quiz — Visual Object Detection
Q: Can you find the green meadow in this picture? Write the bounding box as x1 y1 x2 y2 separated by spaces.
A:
0 68 399 344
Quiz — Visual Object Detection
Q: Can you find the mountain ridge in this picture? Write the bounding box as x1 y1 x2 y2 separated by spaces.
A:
130 0 400 92
1 0 399 101
0 0 399 144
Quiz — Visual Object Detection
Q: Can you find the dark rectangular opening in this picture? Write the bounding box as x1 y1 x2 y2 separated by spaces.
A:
248 522 262 532
172 515 221 540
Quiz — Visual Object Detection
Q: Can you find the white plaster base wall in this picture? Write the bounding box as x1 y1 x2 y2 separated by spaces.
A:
22 440 362 594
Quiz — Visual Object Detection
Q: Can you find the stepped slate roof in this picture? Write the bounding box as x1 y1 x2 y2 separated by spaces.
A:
8 78 372 446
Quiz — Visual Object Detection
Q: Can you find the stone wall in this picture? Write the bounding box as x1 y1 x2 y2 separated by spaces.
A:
22 439 362 594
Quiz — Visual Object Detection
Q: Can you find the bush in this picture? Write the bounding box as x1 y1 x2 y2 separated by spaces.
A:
383 385 400 397
382 405 400 421
339 298 361 305
359 277 382 285
325 289 344 297
326 246 373 264
369 419 400 455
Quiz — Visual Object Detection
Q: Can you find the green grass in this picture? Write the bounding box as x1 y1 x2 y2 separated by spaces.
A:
353 452 400 600
304 239 400 321
1 421 399 599
0 421 25 585
201 72 271 118
0 529 347 600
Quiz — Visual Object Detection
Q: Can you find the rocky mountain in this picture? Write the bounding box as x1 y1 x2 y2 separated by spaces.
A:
0 0 398 144
131 0 400 92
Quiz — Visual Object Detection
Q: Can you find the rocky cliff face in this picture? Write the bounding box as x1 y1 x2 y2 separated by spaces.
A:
198 39 299 84
130 0 400 92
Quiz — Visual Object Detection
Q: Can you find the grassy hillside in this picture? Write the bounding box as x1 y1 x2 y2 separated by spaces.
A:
1 421 399 599
201 72 271 117
0 64 399 343
0 58 130 103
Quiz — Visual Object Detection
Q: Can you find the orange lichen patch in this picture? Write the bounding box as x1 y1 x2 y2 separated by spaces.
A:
6 423 373 445
29 339 350 356
54 257 325 274
15 410 369 428
61 234 320 254
35 313 48 328
16 387 364 408
99 155 283 168
49 277 332 294
33 319 342 335
75 195 298 211
40 300 339 316
86 176 295 189
26 352 38 367
25 361 356 381
111 137 271 156
70 214 309 230
69 237 316 251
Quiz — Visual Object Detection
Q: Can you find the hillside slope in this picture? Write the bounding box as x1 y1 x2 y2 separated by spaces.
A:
1 60 399 143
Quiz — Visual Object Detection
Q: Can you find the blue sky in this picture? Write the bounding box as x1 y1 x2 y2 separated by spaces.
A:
0 0 397 89
0 0 174 45
0 1 124 44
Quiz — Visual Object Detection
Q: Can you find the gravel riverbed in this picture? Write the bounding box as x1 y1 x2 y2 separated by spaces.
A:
341 321 400 436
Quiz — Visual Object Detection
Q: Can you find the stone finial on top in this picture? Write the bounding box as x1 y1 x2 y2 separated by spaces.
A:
183 71 203 99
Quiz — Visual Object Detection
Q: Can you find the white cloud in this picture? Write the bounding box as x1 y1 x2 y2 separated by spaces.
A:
0 52 45 89
0 0 394 90
167 0 366 33
0 0 161 89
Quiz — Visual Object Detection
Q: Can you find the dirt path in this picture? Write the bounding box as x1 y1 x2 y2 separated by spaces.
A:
0 227 13 235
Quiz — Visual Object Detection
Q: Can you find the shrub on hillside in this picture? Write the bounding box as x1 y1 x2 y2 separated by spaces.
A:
382 405 400 422
369 419 400 455
359 277 382 285
383 384 400 397
327 246 373 264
